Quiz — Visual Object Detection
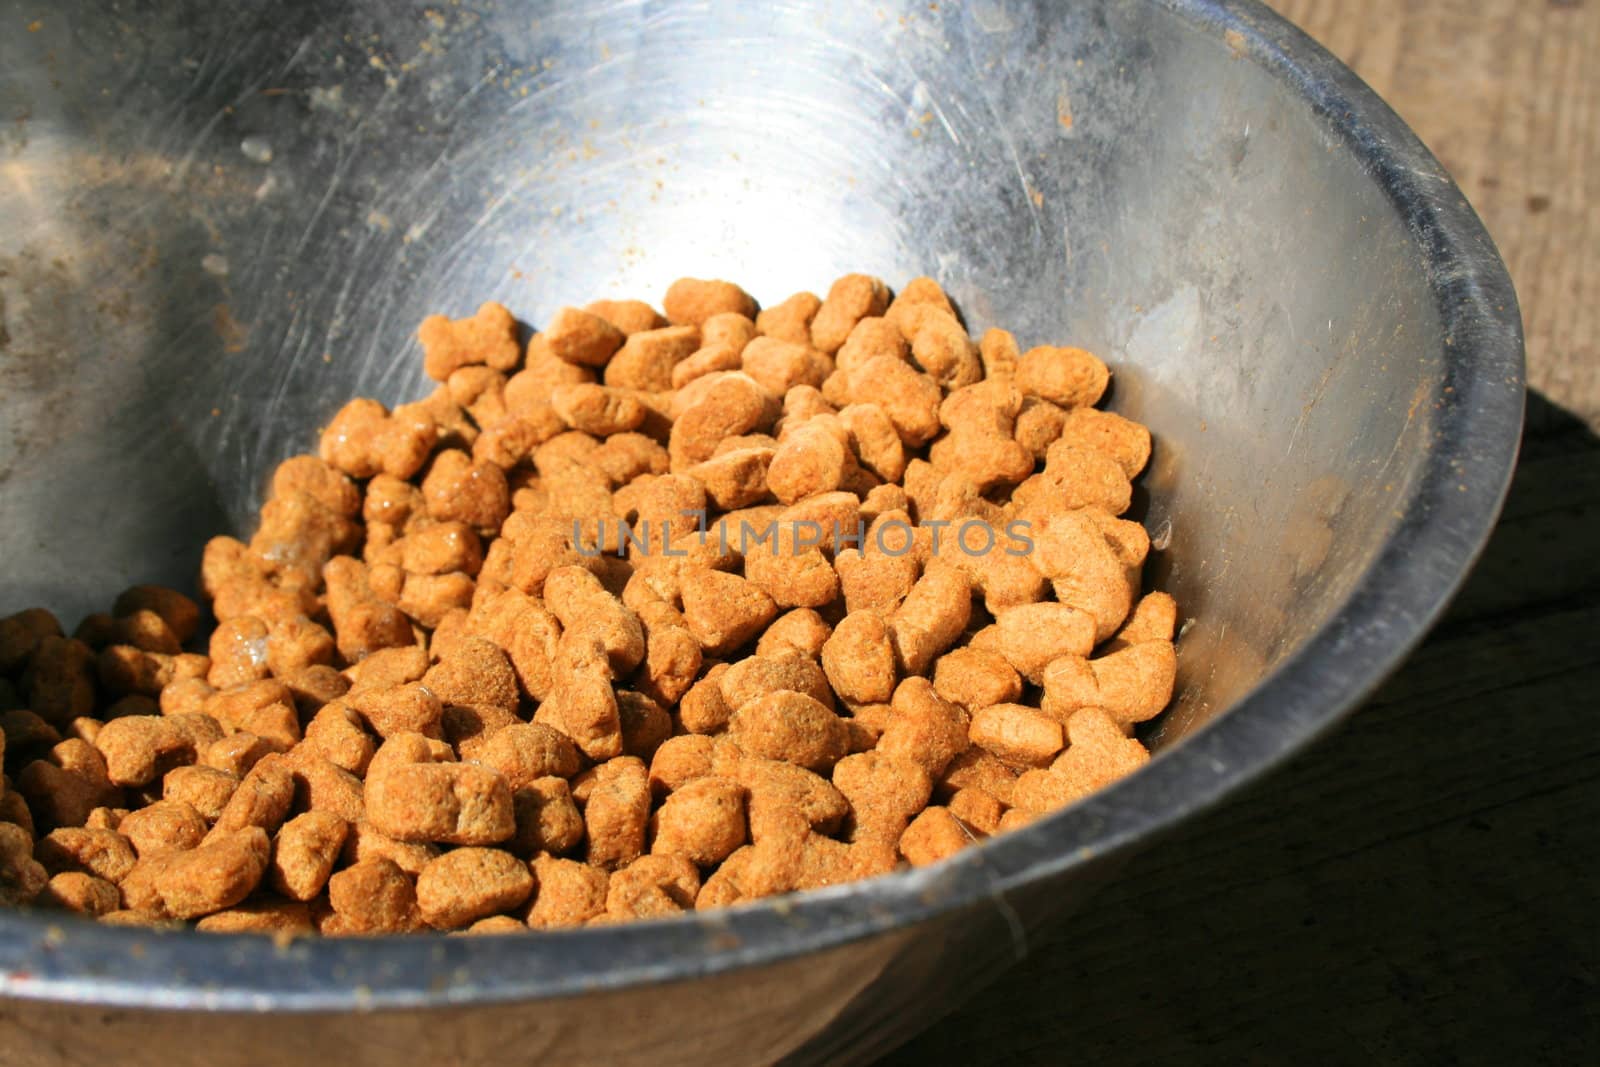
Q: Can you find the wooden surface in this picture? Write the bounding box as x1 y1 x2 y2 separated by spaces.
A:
885 3 1600 1063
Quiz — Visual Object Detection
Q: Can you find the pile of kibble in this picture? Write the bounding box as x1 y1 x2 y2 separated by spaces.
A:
0 274 1177 935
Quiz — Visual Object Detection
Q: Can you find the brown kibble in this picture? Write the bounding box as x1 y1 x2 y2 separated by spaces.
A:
649 776 746 866
160 684 216 726
1016 345 1110 408
108 609 182 655
888 563 971 676
35 827 136 883
663 277 757 327
969 704 1065 767
3 271 1179 935
281 668 350 716
835 545 919 617
1013 707 1150 814
604 853 700 919
820 611 897 705
301 702 377 777
457 914 525 935
0 823 48 906
633 601 703 708
153 826 270 919
899 806 972 866
422 449 510 535
767 420 849 504
319 398 438 482
575 757 650 871
366 755 514 845
1012 442 1132 520
718 652 835 714
1055 406 1152 477
476 723 582 789
163 765 238 822
978 327 1020 381
425 638 520 756
416 846 533 929
899 304 982 389
699 311 757 352
269 811 348 901
838 403 907 483
344 645 430 689
326 857 424 934
811 273 890 354
24 636 97 724
1029 509 1139 642
884 276 958 326
39 870 121 916
533 639 622 762
585 298 665 336
509 777 585 856
835 317 909 375
678 568 779 657
288 754 366 824
345 682 444 741
17 739 119 830
618 690 672 762
340 820 438 878
650 738 724 808
527 854 609 928
1014 396 1068 460
832 750 933 844
994 603 1096 684
324 557 416 664
740 337 832 398
877 678 969 779
551 383 648 437
671 342 745 389
419 301 520 381
946 787 1003 834
195 898 314 935
754 608 832 661
676 666 733 736
544 566 645 676
1041 641 1177 727
604 325 700 392
932 647 1022 710
848 355 943 446
728 690 847 773
755 290 821 344
543 305 626 367
93 715 192 788
211 754 296 835
742 522 841 610
0 607 62 675
204 679 301 750
1107 592 1179 650
206 616 271 689
2 708 63 752
669 372 772 467
201 733 278 779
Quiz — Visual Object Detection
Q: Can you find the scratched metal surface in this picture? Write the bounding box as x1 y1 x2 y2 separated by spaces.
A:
0 1 1520 1064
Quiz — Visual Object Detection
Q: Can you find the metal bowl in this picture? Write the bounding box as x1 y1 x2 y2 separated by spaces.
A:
0 0 1522 1063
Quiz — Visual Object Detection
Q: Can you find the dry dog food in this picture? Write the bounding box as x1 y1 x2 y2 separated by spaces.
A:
0 273 1178 934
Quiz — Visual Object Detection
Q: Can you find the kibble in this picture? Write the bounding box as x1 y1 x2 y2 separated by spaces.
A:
0 273 1178 934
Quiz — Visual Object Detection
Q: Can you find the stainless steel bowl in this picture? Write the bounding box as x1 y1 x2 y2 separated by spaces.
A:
0 0 1522 1063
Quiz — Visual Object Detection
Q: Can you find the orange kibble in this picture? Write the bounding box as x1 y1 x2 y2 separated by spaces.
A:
3 270 1178 938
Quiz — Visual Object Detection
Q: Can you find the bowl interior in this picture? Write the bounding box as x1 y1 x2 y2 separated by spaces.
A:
0 0 1458 758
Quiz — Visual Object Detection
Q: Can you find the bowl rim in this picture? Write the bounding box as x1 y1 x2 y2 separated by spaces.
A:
0 0 1524 1012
